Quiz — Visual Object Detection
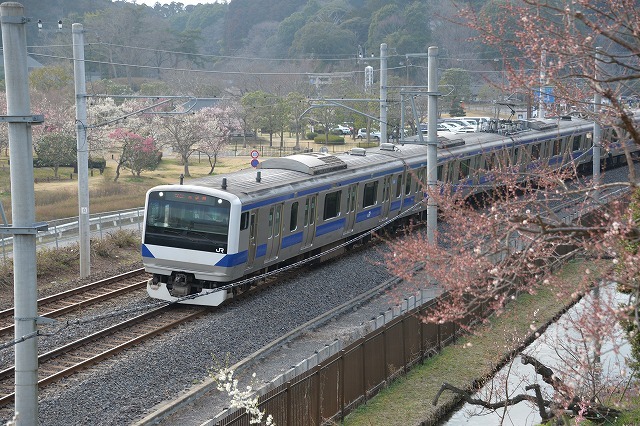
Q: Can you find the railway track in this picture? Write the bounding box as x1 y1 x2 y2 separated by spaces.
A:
0 269 149 338
0 303 206 406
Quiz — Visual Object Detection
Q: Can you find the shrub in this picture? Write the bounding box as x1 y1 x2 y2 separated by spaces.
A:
314 134 345 145
306 132 318 140
0 259 12 288
89 157 107 172
36 245 79 277
106 229 139 248
91 238 116 258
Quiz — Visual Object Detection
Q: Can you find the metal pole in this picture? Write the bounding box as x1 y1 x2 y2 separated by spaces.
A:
380 43 387 143
538 49 546 119
1 3 38 423
399 93 405 141
73 23 90 278
426 46 439 245
592 47 603 197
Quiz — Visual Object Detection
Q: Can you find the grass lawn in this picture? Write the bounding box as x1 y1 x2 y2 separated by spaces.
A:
0 151 253 222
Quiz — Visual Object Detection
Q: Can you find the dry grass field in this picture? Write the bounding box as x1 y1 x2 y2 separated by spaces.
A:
0 132 379 221
0 147 259 222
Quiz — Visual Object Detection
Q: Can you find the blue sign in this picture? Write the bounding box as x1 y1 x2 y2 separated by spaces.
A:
251 159 259 168
534 86 554 104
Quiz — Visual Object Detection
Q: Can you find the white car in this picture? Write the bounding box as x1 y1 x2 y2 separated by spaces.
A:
356 128 380 139
331 125 351 135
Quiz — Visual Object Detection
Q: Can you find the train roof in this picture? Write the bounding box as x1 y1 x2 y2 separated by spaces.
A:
164 112 640 206
403 115 595 156
178 144 428 205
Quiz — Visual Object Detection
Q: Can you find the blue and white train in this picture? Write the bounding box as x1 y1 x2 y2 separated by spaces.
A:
142 113 640 306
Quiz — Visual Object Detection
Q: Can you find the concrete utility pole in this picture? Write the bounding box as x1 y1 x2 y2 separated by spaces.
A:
0 3 44 424
426 46 438 244
379 43 387 143
592 47 603 198
538 49 546 119
73 23 90 278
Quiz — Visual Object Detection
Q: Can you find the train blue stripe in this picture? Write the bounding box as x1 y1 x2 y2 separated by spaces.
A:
282 232 303 248
402 196 415 207
373 166 405 179
390 200 402 211
256 244 267 258
215 251 248 267
297 185 333 197
316 218 346 236
356 206 382 222
242 193 296 211
141 244 155 258
338 166 405 186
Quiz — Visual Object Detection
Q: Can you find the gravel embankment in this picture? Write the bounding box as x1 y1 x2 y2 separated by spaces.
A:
0 244 400 426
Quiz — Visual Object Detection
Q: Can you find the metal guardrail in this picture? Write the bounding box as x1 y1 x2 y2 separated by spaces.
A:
0 208 144 260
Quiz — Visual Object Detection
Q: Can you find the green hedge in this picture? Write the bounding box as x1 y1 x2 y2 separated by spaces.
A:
32 156 107 172
313 134 345 144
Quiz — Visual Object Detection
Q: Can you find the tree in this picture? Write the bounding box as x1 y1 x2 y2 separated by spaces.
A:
196 105 239 175
286 91 309 150
382 1 640 421
439 68 471 116
241 91 273 145
123 135 161 177
34 132 77 178
289 21 356 57
29 65 73 92
151 107 211 177
108 128 159 181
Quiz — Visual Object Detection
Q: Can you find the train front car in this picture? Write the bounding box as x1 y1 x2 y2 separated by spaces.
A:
141 185 243 306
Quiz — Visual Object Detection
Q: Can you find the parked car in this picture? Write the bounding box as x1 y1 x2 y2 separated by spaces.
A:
331 125 351 135
356 128 381 140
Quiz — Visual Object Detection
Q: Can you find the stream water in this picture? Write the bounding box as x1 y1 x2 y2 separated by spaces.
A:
441 284 633 425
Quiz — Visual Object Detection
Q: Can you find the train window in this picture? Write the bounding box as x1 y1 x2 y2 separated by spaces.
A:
610 128 620 143
405 174 412 195
323 190 342 220
304 197 316 226
513 147 520 165
437 165 443 181
552 139 562 156
572 135 582 151
240 212 249 230
417 169 425 192
485 152 497 170
447 161 455 182
289 202 298 231
363 181 378 208
531 144 540 160
350 186 357 212
382 177 390 202
459 159 471 180
395 175 402 197
274 205 281 237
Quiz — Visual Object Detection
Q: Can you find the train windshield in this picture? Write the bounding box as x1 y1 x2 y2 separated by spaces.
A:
144 190 231 254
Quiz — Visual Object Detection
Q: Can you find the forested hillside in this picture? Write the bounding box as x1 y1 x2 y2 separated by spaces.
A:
9 0 488 68
0 0 508 102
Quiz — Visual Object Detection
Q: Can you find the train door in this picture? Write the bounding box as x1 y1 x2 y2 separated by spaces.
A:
344 184 357 234
302 195 317 248
266 204 283 262
382 176 391 219
246 212 257 269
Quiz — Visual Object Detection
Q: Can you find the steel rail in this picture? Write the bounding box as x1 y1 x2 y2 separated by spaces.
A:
0 304 205 406
0 269 148 336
